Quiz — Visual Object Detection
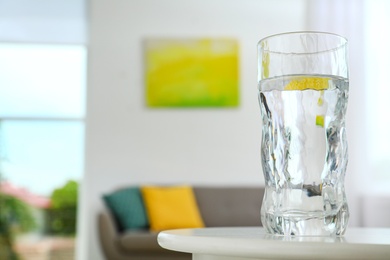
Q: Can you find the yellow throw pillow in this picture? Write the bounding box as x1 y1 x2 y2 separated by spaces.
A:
141 185 205 232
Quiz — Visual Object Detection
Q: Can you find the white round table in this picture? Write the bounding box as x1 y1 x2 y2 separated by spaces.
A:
158 227 390 260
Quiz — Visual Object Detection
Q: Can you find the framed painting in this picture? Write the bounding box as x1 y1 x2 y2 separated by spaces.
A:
144 38 239 107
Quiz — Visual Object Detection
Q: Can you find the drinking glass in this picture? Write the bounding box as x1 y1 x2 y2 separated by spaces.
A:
257 32 349 236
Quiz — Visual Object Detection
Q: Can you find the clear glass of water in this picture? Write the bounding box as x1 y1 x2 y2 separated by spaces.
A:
258 32 349 236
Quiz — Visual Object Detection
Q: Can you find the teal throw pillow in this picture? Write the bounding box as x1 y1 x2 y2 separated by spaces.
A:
103 187 149 231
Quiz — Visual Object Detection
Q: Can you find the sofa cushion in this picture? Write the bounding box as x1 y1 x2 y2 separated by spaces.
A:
193 186 264 227
103 187 149 231
141 186 205 231
119 230 163 252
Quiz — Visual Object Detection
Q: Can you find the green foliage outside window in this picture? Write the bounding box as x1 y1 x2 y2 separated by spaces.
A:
0 190 37 260
45 180 79 235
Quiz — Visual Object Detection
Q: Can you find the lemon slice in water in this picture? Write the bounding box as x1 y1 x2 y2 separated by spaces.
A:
284 77 328 128
316 115 324 127
284 77 329 91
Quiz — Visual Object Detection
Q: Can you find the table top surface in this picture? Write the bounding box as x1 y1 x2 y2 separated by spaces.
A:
158 227 390 259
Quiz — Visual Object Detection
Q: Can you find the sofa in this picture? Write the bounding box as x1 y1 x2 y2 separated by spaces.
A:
98 186 265 260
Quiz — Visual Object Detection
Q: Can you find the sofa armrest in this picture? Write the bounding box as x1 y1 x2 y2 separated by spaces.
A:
98 210 128 260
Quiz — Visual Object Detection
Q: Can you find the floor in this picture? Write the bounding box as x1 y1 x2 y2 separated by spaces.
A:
15 237 75 260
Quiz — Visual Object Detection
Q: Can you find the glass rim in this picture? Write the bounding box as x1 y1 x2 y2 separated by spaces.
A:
258 31 348 55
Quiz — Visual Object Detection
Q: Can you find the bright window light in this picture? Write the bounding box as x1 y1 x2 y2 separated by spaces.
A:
1 121 84 196
365 0 390 181
0 43 86 118
0 43 86 196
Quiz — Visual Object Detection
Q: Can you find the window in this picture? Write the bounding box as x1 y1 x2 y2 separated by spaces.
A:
0 43 86 195
365 0 390 184
0 43 86 259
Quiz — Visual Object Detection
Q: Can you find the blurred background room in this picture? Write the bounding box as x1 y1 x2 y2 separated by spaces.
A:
0 0 389 259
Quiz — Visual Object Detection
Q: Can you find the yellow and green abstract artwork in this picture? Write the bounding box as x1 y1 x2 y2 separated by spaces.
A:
145 38 239 107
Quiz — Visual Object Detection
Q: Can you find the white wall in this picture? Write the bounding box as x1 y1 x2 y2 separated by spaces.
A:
80 0 307 259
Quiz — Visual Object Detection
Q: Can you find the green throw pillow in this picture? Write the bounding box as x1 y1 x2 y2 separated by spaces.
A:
103 187 149 231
